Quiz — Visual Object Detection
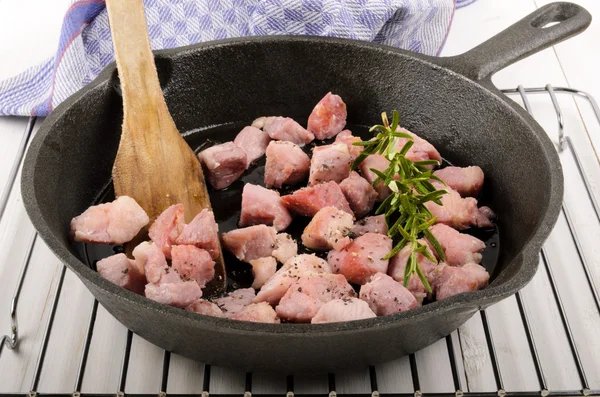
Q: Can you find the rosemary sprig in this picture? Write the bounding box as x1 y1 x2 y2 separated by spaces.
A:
351 111 447 293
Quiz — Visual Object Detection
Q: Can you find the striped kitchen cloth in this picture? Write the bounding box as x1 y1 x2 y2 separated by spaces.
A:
0 0 476 117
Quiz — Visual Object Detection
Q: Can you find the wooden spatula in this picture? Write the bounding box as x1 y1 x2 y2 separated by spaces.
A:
106 0 226 295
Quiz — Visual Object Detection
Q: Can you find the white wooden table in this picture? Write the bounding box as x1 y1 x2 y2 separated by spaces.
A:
0 0 599 395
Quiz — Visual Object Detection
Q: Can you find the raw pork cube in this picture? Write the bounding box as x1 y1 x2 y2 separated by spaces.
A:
428 224 485 266
175 209 220 259
221 225 277 262
254 254 331 305
359 272 417 315
312 298 376 324
388 240 438 303
264 141 310 188
425 182 494 230
433 166 484 197
328 232 392 285
96 253 146 294
230 302 280 323
186 299 225 317
135 242 180 285
249 257 277 289
234 126 271 165
70 196 149 244
339 171 378 218
281 181 353 217
239 184 292 232
171 245 215 288
301 206 353 251
358 154 391 201
434 263 489 301
352 215 388 237
145 281 202 308
214 288 256 316
395 128 442 166
307 92 347 140
308 144 351 186
272 233 298 264
252 116 314 145
276 273 356 322
198 142 247 190
148 204 185 258
334 129 362 161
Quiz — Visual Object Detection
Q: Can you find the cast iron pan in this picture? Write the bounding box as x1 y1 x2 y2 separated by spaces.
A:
21 2 590 372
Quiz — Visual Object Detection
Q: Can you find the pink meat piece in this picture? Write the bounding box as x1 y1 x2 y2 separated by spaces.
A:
334 129 362 161
301 206 353 251
230 302 280 323
96 253 146 294
70 196 149 244
254 254 331 305
171 245 215 288
434 263 489 301
309 144 351 186
221 225 277 262
428 224 486 266
198 142 248 190
136 242 180 285
395 128 442 166
253 116 315 145
433 166 484 197
307 92 347 140
312 298 377 324
214 288 256 317
328 232 392 285
148 204 185 258
352 215 388 237
271 233 298 264
131 241 151 278
281 181 354 217
358 154 391 201
276 273 356 322
388 240 438 303
175 209 220 259
234 126 271 165
145 281 202 308
339 171 378 218
425 182 495 230
239 184 292 232
264 141 311 188
185 299 225 317
249 256 278 289
359 272 417 315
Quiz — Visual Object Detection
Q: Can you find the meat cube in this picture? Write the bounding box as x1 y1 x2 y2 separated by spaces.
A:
239 184 292 232
252 116 315 145
234 126 271 165
352 215 388 237
334 129 362 161
396 128 442 166
308 144 351 186
221 225 277 262
433 166 484 197
358 154 391 201
70 196 149 244
328 232 392 285
148 204 185 258
135 242 180 285
145 281 202 308
214 288 256 316
254 254 331 305
249 257 277 289
175 209 220 259
388 240 438 303
307 92 347 140
230 302 280 323
264 141 310 188
359 272 417 315
96 253 146 294
428 224 485 266
425 182 495 230
272 233 298 264
131 241 151 277
198 142 247 190
301 206 353 251
281 181 354 217
312 298 377 324
276 273 356 322
339 171 378 218
171 245 215 288
434 263 489 301
185 299 225 317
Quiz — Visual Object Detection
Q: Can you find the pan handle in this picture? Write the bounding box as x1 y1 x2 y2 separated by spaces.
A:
440 2 591 83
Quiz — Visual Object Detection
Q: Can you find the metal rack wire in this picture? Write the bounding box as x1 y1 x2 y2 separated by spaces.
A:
0 85 599 397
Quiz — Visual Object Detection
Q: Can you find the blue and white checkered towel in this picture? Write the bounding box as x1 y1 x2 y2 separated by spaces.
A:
0 0 476 117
